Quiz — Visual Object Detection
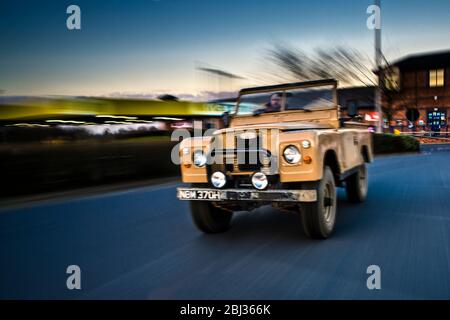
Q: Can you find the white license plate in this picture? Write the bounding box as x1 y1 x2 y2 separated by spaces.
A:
178 190 221 200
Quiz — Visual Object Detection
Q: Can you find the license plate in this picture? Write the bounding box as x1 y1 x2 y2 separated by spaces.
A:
178 189 221 200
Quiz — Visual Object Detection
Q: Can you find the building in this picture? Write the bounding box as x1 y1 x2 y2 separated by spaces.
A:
338 86 376 122
381 50 450 135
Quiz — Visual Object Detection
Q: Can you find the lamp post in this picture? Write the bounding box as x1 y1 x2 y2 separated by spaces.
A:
374 0 383 133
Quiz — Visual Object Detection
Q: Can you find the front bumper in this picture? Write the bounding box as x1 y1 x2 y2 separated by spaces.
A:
177 188 317 203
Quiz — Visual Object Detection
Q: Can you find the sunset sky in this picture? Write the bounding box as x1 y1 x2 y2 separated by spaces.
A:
1 0 450 98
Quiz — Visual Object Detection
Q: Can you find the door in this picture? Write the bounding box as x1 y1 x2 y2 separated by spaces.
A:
341 130 360 171
427 108 447 136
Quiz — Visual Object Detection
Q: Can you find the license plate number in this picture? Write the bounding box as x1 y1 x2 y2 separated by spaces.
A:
179 190 221 200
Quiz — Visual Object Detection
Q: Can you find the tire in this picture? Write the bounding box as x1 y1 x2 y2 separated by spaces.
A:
300 166 337 239
345 164 368 203
190 201 233 234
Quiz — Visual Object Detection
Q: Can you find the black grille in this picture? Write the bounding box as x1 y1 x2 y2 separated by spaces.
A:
236 136 259 151
210 149 271 173
237 150 263 172
236 135 261 171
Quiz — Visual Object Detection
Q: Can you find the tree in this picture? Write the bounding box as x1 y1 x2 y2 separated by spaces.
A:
266 44 377 87
265 44 410 127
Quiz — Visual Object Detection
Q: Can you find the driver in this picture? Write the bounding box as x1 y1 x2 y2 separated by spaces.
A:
253 93 283 115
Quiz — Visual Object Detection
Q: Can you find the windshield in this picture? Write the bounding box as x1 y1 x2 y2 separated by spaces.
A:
236 85 336 116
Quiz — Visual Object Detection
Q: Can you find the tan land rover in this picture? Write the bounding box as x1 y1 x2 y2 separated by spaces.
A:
177 79 373 239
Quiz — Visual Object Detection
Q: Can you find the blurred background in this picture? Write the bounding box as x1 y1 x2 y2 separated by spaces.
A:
1 0 449 198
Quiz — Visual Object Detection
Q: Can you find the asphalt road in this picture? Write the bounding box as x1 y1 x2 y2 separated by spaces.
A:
1 150 450 299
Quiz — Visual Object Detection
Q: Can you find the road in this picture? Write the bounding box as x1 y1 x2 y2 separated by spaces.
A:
1 150 450 299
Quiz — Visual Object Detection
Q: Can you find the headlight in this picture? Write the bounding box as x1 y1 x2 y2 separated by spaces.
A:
193 150 207 167
283 145 301 164
252 172 268 190
211 172 226 188
302 140 311 149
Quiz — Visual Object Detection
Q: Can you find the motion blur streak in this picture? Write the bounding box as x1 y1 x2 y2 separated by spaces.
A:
1 149 449 299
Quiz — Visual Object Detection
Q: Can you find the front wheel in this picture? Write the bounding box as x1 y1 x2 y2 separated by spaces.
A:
300 166 337 239
190 201 233 234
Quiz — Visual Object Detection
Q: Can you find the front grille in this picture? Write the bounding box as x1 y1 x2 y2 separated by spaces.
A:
209 130 276 175
236 136 259 150
210 149 271 173
236 134 262 172
236 150 265 172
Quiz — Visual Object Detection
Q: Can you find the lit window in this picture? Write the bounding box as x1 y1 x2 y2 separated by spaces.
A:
429 69 445 87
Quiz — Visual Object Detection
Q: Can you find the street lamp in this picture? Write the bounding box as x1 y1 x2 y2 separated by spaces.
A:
374 0 383 133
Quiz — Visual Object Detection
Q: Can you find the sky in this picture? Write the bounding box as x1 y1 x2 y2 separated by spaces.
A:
1 0 450 98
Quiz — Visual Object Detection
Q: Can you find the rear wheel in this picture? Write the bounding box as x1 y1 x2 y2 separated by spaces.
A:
345 164 368 203
190 201 233 234
300 166 337 239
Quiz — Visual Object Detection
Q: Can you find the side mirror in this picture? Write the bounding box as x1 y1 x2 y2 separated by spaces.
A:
222 111 230 128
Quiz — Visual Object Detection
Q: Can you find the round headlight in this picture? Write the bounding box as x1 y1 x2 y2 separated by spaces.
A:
283 145 301 164
211 172 226 189
193 150 207 167
302 140 311 149
252 172 268 190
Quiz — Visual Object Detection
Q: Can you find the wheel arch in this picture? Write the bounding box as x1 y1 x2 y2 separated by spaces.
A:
323 149 341 186
361 145 372 163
